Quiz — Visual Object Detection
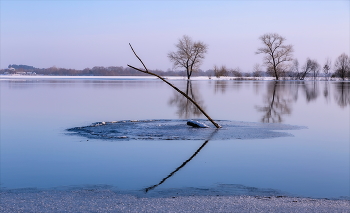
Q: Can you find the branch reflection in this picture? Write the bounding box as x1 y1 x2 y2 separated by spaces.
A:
144 130 218 193
168 81 206 118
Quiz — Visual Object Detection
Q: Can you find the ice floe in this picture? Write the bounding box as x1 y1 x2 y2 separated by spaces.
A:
67 119 305 141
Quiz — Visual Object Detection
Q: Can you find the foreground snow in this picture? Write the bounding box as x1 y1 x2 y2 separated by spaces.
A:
1 189 349 213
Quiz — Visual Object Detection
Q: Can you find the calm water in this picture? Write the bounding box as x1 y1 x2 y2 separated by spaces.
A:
0 77 349 199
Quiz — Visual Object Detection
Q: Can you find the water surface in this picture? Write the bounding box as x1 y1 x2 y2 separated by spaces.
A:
1 77 349 199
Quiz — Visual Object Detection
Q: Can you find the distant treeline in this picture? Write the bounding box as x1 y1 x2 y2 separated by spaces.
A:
2 64 349 79
3 64 215 77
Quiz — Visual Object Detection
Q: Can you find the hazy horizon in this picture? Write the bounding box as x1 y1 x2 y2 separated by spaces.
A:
1 1 349 72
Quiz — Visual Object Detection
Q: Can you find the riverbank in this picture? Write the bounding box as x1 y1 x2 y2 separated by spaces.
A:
1 75 347 81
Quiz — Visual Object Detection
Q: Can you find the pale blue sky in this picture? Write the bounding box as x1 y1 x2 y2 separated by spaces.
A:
1 0 349 72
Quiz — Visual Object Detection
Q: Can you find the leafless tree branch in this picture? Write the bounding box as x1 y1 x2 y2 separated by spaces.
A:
128 44 221 128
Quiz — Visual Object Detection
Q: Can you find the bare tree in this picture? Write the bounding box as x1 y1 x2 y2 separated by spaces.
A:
334 53 350 80
323 58 332 81
214 65 229 78
288 59 300 79
256 33 294 80
231 67 242 77
168 35 208 79
311 60 321 80
252 63 263 77
299 58 320 80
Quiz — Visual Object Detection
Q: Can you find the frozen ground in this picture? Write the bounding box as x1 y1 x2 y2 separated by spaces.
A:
66 119 304 141
1 189 349 213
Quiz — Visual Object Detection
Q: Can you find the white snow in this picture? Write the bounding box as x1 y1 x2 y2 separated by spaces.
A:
1 75 347 81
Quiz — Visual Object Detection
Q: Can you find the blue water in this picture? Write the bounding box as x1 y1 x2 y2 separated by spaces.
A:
0 77 349 199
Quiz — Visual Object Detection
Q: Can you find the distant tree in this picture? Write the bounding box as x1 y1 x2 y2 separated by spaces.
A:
168 35 208 79
323 58 332 80
288 59 300 79
214 65 229 78
252 63 263 77
311 60 320 80
231 67 242 77
334 53 350 80
8 64 36 70
256 33 294 80
299 58 320 80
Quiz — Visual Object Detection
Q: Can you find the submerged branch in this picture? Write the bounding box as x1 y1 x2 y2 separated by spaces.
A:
127 43 221 128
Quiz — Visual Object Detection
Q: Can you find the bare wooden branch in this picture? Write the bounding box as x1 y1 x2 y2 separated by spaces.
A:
128 44 221 128
129 43 149 72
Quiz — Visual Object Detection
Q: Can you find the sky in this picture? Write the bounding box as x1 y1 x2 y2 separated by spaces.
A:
1 0 349 72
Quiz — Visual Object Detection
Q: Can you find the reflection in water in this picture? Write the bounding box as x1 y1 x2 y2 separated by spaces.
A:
4 79 162 89
256 82 293 123
334 82 350 108
214 81 228 94
323 82 330 103
211 80 243 94
144 130 218 192
255 81 350 123
253 81 262 95
168 81 206 118
301 81 319 102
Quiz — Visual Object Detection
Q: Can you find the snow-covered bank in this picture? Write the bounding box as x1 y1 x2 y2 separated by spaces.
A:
0 75 160 80
2 75 347 81
1 189 349 213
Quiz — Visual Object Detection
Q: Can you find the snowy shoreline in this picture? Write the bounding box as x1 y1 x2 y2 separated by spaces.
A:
1 189 349 212
0 75 346 81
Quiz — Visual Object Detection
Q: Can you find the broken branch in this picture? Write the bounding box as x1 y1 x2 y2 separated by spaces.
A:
127 43 221 128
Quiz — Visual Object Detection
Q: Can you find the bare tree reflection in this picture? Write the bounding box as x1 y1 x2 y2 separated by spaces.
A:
214 80 228 94
323 81 330 103
168 81 205 118
144 130 218 193
334 82 350 108
256 81 293 123
301 81 319 102
253 81 263 95
231 81 243 91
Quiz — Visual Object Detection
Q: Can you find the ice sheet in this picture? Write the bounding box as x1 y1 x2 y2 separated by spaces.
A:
66 119 305 141
1 187 349 213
